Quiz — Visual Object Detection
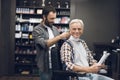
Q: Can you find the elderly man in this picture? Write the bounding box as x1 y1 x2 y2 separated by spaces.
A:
60 19 114 80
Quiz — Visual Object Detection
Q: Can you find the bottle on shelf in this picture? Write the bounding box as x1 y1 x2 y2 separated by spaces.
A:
111 36 120 46
57 1 61 8
48 1 52 7
23 0 27 6
42 0 45 7
65 1 69 8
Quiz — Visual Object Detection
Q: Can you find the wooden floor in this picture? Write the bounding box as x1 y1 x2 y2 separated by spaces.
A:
0 76 39 80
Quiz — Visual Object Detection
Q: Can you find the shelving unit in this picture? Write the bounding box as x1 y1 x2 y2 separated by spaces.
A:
14 0 70 75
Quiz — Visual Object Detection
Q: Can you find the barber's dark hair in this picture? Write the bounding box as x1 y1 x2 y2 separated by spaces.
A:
42 6 56 17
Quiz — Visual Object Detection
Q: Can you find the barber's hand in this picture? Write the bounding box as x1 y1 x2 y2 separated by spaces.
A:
59 31 70 39
89 63 102 73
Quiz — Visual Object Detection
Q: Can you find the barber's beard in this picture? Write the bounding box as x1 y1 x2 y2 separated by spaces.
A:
45 19 53 28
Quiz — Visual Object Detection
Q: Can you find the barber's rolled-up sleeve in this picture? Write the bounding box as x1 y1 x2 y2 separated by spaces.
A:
32 27 48 49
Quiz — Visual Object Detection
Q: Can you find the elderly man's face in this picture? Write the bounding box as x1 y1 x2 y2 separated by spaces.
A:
70 22 84 38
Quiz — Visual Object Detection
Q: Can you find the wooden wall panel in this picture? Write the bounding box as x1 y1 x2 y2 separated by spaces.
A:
0 0 15 75
0 0 2 76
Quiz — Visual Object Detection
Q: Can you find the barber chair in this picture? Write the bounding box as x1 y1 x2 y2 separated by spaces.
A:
51 47 82 80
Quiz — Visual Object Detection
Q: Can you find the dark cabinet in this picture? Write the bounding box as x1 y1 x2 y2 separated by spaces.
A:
111 51 120 80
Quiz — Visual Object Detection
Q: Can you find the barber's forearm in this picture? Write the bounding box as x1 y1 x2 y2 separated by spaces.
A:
46 31 70 47
46 35 61 47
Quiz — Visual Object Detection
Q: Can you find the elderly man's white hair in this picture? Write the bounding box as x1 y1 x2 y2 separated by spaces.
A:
69 19 84 28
